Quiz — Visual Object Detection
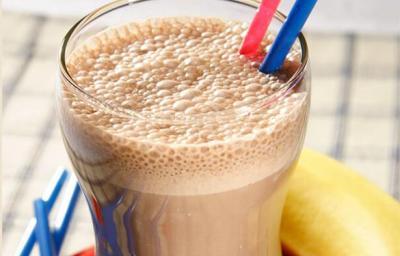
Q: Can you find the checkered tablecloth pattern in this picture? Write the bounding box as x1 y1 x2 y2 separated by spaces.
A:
2 12 400 255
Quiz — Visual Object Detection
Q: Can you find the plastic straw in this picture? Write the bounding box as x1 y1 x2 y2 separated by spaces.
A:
42 168 70 204
34 199 56 256
240 0 281 56
16 168 69 256
73 247 94 256
16 221 37 256
259 0 317 73
53 176 81 254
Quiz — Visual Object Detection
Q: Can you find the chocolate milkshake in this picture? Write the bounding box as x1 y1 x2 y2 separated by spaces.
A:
58 16 309 256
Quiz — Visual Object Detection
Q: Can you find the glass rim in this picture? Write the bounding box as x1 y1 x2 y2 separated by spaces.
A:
59 0 309 121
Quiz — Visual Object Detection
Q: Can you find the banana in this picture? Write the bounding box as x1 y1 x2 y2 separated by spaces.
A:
281 149 400 256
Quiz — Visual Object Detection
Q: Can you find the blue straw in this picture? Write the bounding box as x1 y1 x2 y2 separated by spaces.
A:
259 0 317 73
53 176 81 254
16 221 36 256
42 168 70 205
16 168 69 256
33 199 56 256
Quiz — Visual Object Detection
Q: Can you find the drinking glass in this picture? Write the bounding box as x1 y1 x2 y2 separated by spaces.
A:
56 0 311 255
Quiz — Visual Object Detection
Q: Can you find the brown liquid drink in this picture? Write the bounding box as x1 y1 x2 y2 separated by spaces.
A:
58 16 309 256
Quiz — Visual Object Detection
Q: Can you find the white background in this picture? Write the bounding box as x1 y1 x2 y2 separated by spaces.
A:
3 0 400 34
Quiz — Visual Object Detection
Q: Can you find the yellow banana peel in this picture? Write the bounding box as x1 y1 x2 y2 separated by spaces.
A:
281 149 400 256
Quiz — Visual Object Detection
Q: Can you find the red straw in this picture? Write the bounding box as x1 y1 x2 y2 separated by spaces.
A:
73 246 94 256
239 0 281 56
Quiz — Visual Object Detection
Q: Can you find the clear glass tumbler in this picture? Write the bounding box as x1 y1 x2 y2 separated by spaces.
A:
56 0 310 255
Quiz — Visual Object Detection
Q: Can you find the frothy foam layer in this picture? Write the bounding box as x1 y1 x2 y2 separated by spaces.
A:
62 17 308 195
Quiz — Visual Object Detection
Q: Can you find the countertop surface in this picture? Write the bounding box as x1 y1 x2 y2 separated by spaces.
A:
2 12 400 255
